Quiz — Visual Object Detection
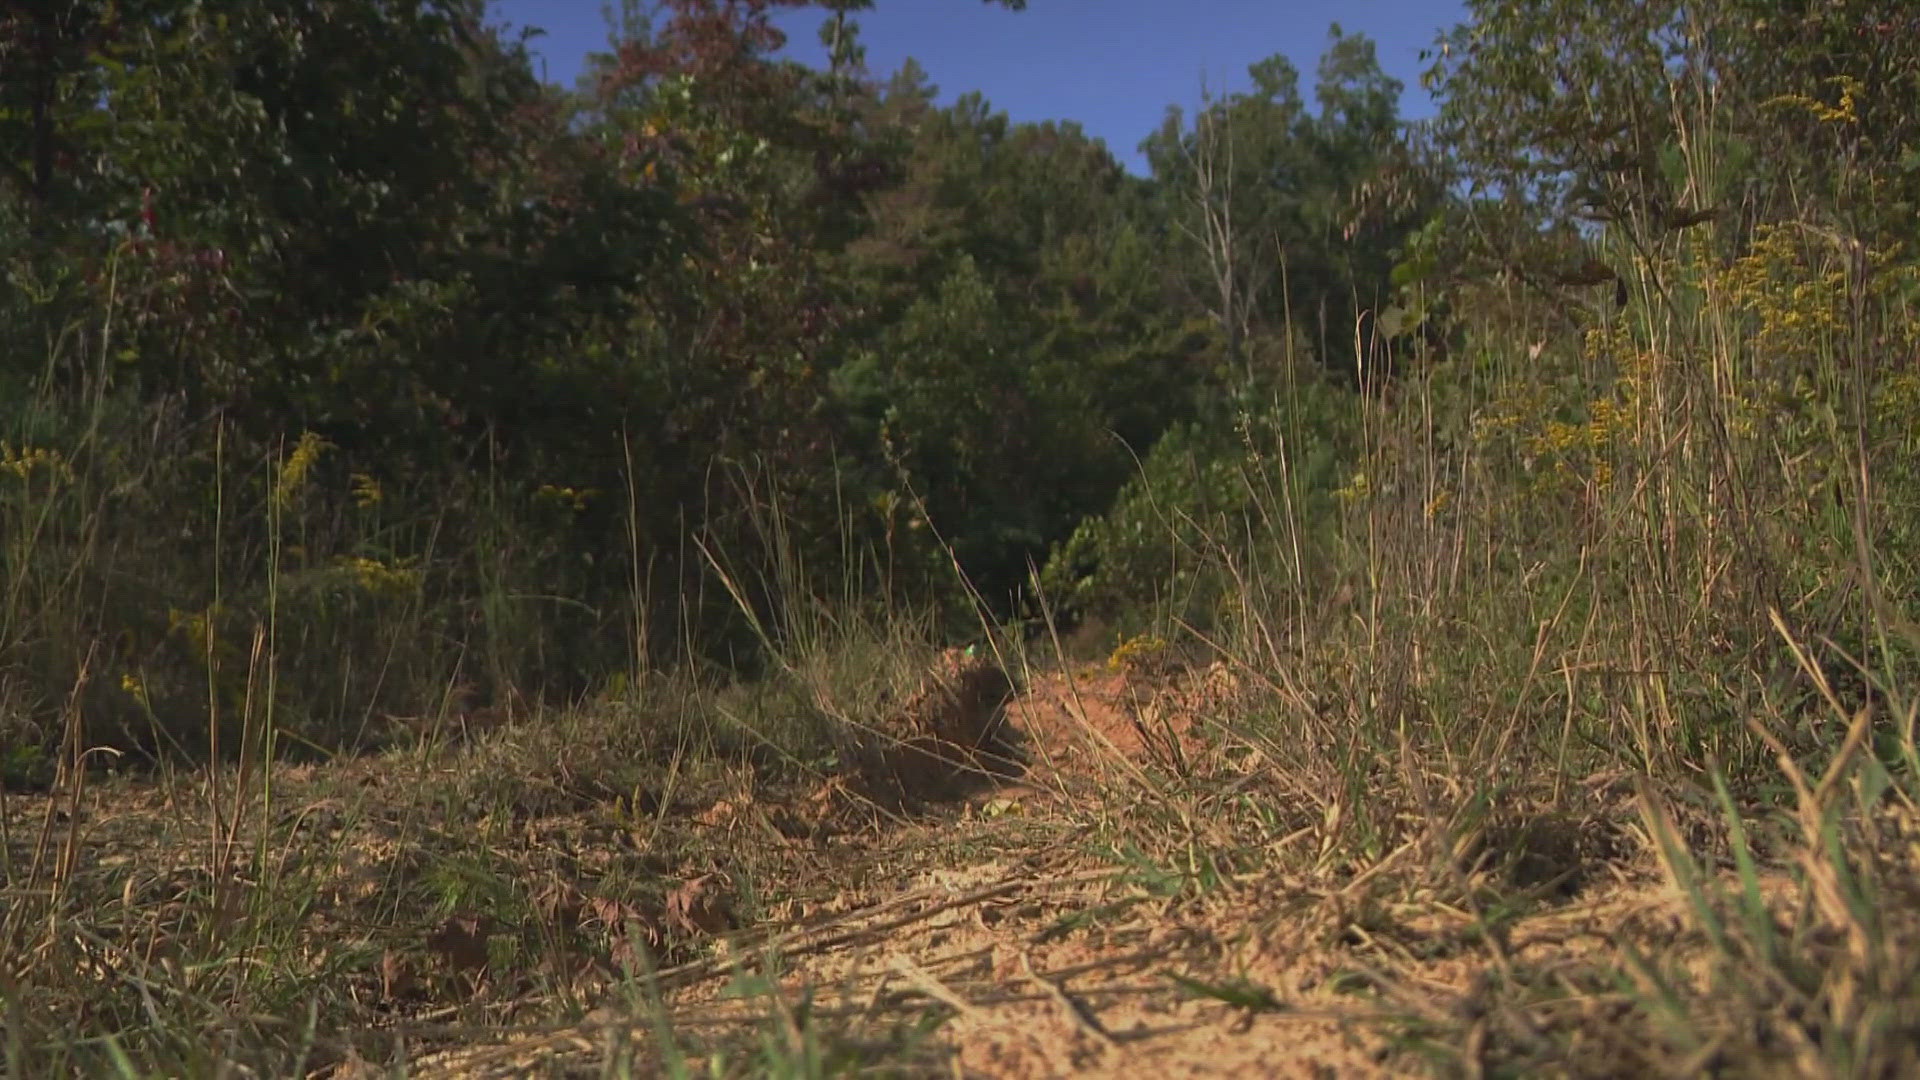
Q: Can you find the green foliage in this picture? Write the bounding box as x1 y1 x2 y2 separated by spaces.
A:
828 77 1207 609
1041 368 1360 632
1426 0 1920 302
0 0 1228 762
1143 28 1439 375
9 0 1909 816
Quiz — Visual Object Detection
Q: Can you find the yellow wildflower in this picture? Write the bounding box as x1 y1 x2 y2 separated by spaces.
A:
273 431 331 510
536 484 600 512
1107 634 1168 673
0 442 70 482
350 473 383 508
340 556 423 599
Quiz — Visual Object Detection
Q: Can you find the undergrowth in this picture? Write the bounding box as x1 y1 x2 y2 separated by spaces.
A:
5 46 1920 1080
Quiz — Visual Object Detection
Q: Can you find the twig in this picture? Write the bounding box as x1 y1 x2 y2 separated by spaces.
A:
890 954 990 1022
1022 950 1121 1052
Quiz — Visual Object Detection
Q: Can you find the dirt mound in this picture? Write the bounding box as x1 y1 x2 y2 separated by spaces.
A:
843 644 1245 809
1005 655 1242 788
851 647 1020 806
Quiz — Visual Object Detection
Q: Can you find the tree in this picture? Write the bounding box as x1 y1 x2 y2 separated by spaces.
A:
1144 29 1435 377
1425 0 1920 316
831 77 1203 610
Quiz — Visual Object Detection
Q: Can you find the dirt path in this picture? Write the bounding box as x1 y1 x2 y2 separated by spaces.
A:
357 657 1764 1078
4 653 1890 1077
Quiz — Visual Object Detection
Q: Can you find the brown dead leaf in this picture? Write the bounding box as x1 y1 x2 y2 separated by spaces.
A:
379 948 416 1000
534 878 585 930
580 893 665 974
588 895 661 941
696 799 739 828
425 912 496 976
665 873 734 937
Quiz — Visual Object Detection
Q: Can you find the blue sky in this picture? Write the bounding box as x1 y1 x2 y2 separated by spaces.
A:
487 1 1466 174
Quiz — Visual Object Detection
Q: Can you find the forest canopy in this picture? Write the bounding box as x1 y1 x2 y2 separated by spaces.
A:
3 0 1916 765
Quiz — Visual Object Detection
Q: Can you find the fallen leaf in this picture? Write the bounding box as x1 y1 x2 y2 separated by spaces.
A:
665 873 733 937
425 912 495 976
379 948 415 1000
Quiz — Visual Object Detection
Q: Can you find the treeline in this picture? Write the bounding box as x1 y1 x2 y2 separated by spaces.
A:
3 0 1916 774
